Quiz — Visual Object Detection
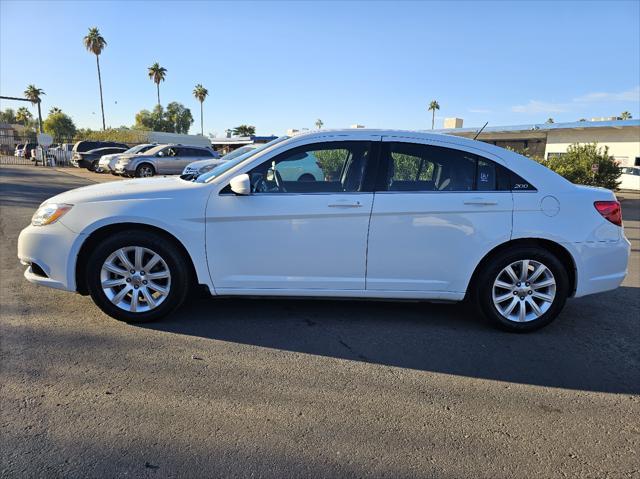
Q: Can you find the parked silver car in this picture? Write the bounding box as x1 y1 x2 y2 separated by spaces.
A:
97 143 158 174
113 144 219 177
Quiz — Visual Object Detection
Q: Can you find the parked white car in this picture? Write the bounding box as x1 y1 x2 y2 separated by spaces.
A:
18 130 630 332
619 166 640 191
182 144 259 179
97 143 158 173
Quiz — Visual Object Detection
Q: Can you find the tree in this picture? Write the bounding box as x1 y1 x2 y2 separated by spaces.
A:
24 84 45 132
83 27 107 130
134 105 171 132
620 111 632 120
546 118 554 124
16 107 32 125
231 125 256 136
148 62 167 106
315 119 324 129
192 84 209 135
49 106 62 115
542 143 621 190
165 102 193 134
0 108 16 124
134 102 193 133
43 111 77 140
428 100 440 129
578 118 587 122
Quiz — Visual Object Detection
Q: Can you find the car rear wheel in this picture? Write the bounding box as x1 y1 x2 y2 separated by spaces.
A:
136 164 155 178
86 231 190 322
476 247 569 332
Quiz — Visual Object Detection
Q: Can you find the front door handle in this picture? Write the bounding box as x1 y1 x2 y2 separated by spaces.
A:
328 200 362 208
464 198 498 206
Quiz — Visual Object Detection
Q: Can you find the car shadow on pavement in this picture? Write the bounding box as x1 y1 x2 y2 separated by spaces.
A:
139 285 640 394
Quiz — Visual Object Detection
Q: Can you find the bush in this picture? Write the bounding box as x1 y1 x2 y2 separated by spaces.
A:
538 143 621 190
73 128 147 144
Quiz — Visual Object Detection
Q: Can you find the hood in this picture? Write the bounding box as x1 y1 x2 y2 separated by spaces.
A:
186 158 224 170
44 176 200 205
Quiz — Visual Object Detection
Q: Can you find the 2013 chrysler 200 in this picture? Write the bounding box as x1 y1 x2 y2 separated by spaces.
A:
18 130 630 332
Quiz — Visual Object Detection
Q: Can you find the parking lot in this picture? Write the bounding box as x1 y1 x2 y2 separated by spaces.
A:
1 164 638 477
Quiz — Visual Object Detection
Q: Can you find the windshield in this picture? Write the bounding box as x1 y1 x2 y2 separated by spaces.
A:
195 137 290 183
125 144 153 155
220 145 257 161
142 144 169 156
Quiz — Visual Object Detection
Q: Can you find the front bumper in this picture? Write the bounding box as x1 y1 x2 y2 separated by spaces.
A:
17 222 84 293
572 236 631 297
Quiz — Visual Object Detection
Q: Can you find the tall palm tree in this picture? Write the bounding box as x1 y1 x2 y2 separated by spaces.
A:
428 100 440 129
315 119 324 129
16 107 32 126
24 84 45 132
83 27 107 130
620 111 632 120
49 106 62 115
192 84 209 135
148 63 167 106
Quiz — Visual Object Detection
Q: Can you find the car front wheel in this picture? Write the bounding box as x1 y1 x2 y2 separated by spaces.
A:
476 247 569 332
136 164 155 178
86 231 190 322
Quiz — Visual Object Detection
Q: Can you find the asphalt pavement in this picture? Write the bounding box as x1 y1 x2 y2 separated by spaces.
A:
1 165 639 478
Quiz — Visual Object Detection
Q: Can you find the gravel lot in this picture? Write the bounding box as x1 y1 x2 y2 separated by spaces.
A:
1 165 639 478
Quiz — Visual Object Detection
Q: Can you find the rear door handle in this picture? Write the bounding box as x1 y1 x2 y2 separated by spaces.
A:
328 200 362 208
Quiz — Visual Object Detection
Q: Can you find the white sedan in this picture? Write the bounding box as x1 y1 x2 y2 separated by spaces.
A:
18 130 630 332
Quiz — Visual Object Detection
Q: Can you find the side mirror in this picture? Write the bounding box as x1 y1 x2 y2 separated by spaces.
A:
157 151 164 157
229 173 251 195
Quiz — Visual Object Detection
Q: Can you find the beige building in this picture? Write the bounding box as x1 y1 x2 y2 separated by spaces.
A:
438 119 640 167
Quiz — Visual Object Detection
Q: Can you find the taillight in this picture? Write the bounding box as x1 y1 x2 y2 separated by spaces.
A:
594 201 622 226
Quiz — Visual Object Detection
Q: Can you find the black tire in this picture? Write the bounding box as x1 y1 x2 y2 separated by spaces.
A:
86 230 191 322
135 163 155 178
475 247 569 332
298 173 316 182
87 161 98 172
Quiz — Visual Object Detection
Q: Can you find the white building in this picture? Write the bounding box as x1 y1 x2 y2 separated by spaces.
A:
437 119 640 167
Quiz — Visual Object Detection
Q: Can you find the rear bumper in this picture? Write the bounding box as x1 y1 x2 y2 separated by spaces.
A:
571 237 630 297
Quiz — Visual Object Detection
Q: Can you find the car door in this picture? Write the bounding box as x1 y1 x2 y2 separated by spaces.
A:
205 138 378 292
366 137 513 296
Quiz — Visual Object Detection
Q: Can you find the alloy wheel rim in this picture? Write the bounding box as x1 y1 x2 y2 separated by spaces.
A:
492 259 556 323
100 246 171 313
140 166 153 177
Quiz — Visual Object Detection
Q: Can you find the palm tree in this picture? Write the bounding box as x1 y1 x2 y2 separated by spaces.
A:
546 118 554 124
620 111 632 120
83 27 107 130
16 107 33 126
428 100 440 129
24 84 45 132
49 106 62 115
192 84 209 135
148 63 167 106
232 125 256 136
315 119 324 129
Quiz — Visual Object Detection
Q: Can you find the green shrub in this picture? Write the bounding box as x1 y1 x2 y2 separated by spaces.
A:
538 143 621 190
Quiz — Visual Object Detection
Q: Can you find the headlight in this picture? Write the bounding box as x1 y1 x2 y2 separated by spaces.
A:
31 203 73 226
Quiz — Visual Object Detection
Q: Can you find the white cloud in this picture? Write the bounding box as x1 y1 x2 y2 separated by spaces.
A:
511 86 639 115
468 108 492 114
573 86 640 103
511 100 568 114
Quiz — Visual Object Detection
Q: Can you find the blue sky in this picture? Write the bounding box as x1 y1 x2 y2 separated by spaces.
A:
1 0 639 135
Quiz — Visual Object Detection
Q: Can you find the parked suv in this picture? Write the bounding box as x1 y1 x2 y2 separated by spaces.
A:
71 141 128 169
114 144 218 177
72 146 129 170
